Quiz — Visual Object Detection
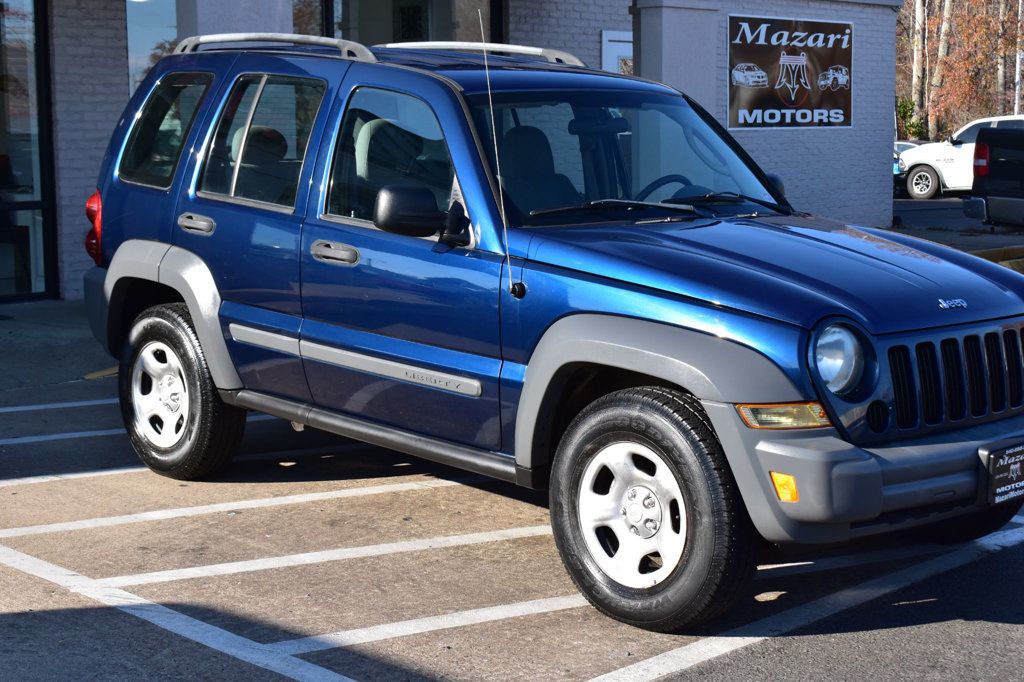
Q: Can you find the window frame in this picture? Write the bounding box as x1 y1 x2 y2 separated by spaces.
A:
117 71 215 191
195 71 328 213
320 84 468 241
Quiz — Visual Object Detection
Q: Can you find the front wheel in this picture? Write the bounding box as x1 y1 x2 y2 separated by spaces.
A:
119 303 246 480
549 387 757 632
907 166 940 200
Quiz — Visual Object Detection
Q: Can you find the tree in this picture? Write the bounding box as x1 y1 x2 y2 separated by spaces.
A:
911 0 927 129
927 0 953 140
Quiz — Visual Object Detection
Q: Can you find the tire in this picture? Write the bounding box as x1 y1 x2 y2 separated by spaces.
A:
549 387 757 632
915 499 1023 544
907 165 940 200
119 303 246 480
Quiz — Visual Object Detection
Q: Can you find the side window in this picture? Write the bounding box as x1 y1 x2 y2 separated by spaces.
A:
997 119 1024 130
957 122 989 144
200 74 326 207
119 72 213 188
327 87 455 221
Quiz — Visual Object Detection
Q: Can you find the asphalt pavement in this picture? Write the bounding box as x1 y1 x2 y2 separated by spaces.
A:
1 294 1023 680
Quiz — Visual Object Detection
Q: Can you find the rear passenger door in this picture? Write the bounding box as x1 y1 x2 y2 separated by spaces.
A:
174 57 343 401
299 68 504 450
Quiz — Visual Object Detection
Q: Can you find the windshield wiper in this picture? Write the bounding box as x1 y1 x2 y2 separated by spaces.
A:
663 192 793 216
530 198 704 218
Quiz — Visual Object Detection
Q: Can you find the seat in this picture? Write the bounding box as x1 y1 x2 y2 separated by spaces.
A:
499 126 582 216
230 125 301 205
354 119 425 217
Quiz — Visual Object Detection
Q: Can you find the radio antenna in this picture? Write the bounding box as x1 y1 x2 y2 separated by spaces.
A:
478 9 516 297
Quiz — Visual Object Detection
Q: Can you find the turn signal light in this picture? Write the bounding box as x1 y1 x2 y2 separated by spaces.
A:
84 189 102 265
770 472 800 503
736 402 831 429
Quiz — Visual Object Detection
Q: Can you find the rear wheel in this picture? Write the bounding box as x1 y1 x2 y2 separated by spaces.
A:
549 387 757 632
907 166 940 200
119 303 246 480
915 500 1023 544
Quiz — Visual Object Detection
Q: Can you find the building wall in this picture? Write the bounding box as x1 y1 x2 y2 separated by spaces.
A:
507 0 632 70
636 0 901 227
49 0 129 299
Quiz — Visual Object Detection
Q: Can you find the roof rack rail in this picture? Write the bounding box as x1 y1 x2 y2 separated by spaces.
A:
174 33 377 62
377 41 585 67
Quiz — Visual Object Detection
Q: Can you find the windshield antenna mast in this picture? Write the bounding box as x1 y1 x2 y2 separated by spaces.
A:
478 10 523 299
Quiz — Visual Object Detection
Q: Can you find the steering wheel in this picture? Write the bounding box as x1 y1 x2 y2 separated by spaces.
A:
635 174 692 202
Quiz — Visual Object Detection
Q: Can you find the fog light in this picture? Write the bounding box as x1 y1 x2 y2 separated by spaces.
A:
770 472 799 503
736 402 831 429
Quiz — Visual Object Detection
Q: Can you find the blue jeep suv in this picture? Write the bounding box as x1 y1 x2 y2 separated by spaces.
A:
84 33 1024 631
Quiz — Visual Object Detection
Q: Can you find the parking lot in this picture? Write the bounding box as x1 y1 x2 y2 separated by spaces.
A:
2 301 1024 681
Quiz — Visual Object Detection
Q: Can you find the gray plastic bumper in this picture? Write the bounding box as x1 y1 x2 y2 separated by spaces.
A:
703 401 1024 544
83 266 109 354
963 196 988 222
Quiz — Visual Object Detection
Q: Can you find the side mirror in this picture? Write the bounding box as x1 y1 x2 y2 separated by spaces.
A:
949 137 961 146
765 173 786 198
373 185 445 238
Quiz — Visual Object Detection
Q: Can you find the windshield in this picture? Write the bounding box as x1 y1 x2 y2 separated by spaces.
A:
467 89 779 226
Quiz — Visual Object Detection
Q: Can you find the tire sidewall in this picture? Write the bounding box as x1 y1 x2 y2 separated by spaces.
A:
119 309 205 471
550 401 722 625
907 166 939 200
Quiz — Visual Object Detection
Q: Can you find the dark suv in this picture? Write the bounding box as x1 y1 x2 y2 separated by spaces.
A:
84 33 1024 632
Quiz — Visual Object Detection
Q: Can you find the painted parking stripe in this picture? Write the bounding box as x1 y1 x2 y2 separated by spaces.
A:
0 543 349 682
0 442 373 489
756 543 946 580
0 397 118 414
0 478 463 539
590 524 1024 682
96 525 553 587
0 414 277 447
270 594 588 656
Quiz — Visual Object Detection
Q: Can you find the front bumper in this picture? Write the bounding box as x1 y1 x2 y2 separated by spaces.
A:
703 400 1023 544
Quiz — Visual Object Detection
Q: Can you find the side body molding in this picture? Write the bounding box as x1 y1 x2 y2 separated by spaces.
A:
513 314 808 470
105 239 242 389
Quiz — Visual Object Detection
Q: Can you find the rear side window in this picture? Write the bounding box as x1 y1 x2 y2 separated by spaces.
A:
200 74 326 208
119 72 213 188
997 119 1024 130
327 87 455 221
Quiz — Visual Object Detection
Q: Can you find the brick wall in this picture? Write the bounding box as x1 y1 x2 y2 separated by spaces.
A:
507 0 632 70
636 0 901 227
50 0 129 299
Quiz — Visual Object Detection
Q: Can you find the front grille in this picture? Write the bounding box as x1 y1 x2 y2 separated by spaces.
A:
888 327 1024 431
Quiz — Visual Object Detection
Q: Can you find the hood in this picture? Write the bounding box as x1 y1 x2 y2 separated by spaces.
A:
523 215 1024 335
900 140 949 162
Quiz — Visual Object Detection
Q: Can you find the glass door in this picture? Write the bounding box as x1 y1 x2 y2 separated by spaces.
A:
0 0 54 299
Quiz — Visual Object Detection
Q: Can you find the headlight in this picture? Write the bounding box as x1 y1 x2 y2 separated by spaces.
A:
815 325 864 395
898 157 907 172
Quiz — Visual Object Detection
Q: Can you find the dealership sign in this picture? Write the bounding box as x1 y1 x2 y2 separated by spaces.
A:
728 16 853 129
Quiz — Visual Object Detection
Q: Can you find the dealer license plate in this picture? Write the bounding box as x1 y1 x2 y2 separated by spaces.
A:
984 441 1024 505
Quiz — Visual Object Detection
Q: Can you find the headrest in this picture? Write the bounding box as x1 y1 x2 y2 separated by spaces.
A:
500 126 554 178
355 119 423 179
231 125 288 164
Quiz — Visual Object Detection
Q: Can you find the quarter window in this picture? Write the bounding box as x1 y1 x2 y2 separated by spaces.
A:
327 87 455 221
200 75 326 208
119 72 213 188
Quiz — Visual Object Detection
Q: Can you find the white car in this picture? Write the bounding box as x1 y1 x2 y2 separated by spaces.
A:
898 115 1024 199
731 63 769 88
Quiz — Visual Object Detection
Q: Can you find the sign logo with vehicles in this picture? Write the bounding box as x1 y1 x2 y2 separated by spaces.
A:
729 16 854 129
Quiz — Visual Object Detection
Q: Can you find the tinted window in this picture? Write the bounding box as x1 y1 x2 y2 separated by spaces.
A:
200 75 325 207
119 72 212 188
997 119 1024 129
327 88 455 221
957 122 990 144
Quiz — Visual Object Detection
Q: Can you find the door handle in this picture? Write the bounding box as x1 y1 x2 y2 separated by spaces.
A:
311 240 359 265
177 213 216 235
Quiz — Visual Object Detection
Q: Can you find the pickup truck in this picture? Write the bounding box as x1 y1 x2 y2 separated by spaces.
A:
963 127 1024 227
898 114 1024 200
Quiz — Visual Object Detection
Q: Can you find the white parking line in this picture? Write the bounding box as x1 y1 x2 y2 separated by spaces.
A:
756 543 946 580
0 414 277 447
0 465 145 488
0 478 463 538
270 594 588 655
97 525 553 587
0 543 349 682
590 524 1024 682
0 397 118 414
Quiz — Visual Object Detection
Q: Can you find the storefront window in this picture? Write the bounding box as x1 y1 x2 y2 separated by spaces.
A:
332 0 492 43
1 0 49 296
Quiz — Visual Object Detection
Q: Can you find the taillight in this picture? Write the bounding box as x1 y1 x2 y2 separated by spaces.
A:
84 190 102 265
974 142 990 178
